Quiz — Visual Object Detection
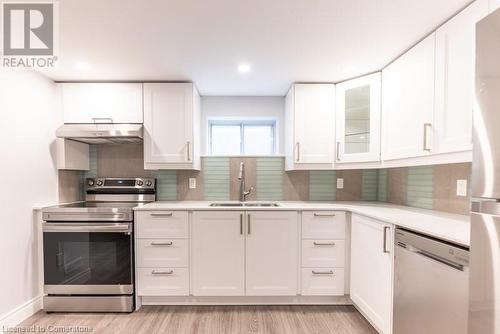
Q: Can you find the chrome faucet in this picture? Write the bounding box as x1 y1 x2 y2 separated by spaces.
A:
238 162 253 201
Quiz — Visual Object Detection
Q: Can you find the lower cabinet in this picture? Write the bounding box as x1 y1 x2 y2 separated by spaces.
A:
191 211 245 296
191 211 298 296
245 211 298 296
135 207 397 330
136 211 190 297
350 214 394 334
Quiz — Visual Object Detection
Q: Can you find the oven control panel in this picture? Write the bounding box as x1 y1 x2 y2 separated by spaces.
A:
86 177 156 190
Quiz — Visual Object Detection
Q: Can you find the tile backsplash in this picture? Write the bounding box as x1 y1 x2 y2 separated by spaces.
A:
58 144 471 215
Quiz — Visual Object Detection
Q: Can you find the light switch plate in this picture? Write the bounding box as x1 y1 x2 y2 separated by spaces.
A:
189 178 196 189
337 178 344 189
456 179 467 197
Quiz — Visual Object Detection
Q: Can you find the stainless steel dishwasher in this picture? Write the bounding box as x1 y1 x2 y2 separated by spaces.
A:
393 228 470 334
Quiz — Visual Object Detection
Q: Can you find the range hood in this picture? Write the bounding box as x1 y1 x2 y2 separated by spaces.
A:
56 124 143 144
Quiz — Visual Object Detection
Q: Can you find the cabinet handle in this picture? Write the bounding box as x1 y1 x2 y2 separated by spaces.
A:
312 270 334 275
313 241 336 246
383 226 390 253
150 212 173 217
313 212 336 217
240 214 243 235
150 241 173 246
151 270 174 275
336 142 341 161
247 213 251 235
296 142 300 162
186 141 191 161
423 123 432 151
91 117 113 124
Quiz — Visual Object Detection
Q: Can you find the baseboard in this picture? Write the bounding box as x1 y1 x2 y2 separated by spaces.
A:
0 296 42 331
140 295 352 306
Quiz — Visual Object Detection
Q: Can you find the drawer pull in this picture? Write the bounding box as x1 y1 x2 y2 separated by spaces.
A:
312 270 334 275
313 241 336 246
150 212 173 217
150 241 173 246
313 213 336 217
151 270 174 275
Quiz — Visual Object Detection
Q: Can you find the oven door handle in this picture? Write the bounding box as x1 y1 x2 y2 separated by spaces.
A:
42 223 132 233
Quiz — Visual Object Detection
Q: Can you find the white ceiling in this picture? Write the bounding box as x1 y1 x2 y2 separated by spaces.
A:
40 0 472 95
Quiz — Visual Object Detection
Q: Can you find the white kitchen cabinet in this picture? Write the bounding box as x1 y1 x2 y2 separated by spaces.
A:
245 211 298 296
191 211 245 296
350 214 394 334
301 211 346 239
143 83 200 170
382 34 436 161
301 268 345 296
336 73 381 163
137 268 189 296
285 84 335 170
59 83 143 124
135 211 189 239
434 0 489 155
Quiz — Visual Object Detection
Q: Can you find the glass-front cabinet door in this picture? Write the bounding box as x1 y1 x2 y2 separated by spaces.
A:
335 73 381 163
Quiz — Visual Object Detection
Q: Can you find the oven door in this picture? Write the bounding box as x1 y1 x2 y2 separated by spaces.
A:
42 222 133 295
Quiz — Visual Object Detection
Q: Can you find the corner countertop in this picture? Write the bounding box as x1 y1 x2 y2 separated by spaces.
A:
134 201 470 247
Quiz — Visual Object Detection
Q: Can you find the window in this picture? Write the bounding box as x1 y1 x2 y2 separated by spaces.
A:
209 120 276 155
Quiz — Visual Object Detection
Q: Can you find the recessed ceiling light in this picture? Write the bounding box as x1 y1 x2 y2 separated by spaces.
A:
238 64 251 73
75 62 91 71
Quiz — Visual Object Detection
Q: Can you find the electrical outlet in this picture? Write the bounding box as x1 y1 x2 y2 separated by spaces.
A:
456 179 467 197
337 178 344 189
189 178 196 189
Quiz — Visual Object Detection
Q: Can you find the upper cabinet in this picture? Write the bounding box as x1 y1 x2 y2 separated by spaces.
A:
434 0 489 155
382 1 487 163
59 83 143 124
143 83 200 170
285 83 335 170
382 33 436 161
335 73 381 163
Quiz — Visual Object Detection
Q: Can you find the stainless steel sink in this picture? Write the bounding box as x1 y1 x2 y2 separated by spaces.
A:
243 203 279 207
209 202 279 207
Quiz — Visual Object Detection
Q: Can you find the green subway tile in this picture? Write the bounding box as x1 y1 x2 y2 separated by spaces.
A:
256 157 284 201
203 157 230 201
407 166 433 209
153 170 177 201
362 169 378 201
309 171 336 201
377 169 387 202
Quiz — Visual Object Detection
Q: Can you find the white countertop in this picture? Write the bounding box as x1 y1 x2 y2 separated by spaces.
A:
135 201 470 247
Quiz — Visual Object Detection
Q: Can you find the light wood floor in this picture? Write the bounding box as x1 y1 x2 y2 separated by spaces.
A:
19 305 376 334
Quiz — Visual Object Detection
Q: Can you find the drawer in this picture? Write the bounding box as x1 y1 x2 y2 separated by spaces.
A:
301 240 345 267
301 268 345 296
137 268 189 296
302 211 346 239
136 239 189 268
136 211 188 238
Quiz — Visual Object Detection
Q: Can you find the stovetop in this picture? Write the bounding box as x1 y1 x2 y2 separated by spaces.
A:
42 201 149 222
50 201 146 209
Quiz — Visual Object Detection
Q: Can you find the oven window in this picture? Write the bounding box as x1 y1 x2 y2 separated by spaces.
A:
43 232 132 285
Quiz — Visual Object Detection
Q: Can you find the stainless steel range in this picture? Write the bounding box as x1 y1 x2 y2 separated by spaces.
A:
42 177 156 312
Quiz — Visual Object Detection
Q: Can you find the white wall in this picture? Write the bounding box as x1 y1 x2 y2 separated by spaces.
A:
0 70 61 326
200 96 285 155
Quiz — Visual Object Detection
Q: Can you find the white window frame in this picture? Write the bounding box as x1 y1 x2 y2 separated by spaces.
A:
208 119 277 156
